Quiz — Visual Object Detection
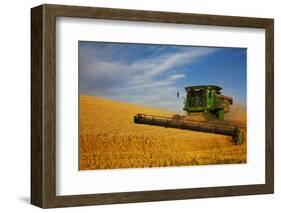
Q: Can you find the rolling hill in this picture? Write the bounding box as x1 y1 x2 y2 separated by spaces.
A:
79 95 246 170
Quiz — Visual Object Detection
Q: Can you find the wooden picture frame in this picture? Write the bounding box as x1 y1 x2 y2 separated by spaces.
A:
31 4 274 208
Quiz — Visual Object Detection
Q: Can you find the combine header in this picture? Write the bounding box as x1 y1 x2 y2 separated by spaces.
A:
134 85 245 145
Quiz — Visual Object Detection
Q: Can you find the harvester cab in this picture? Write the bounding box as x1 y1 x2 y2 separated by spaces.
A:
184 85 233 120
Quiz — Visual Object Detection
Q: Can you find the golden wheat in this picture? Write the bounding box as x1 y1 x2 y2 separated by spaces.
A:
79 95 246 170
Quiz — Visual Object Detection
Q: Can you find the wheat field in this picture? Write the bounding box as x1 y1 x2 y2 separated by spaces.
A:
79 95 246 170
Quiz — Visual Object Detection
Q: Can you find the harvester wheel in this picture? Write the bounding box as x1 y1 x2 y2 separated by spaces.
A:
233 129 244 145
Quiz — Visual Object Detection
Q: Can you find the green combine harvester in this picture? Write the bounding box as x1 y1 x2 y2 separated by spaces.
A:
184 85 232 120
134 85 244 145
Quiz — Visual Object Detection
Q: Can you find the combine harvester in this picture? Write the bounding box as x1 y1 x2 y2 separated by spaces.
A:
134 85 245 145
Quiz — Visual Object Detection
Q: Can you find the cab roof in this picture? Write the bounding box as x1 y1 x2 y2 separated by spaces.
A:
185 85 222 91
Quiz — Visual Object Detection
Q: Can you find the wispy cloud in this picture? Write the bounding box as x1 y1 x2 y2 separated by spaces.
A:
79 42 219 112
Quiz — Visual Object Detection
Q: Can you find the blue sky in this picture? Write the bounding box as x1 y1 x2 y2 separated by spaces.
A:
79 41 246 113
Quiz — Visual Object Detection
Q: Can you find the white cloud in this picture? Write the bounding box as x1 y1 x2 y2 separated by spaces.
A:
79 44 217 112
167 74 186 81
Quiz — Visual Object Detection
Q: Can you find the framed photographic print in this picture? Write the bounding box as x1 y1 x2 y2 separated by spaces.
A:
31 4 274 208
